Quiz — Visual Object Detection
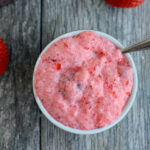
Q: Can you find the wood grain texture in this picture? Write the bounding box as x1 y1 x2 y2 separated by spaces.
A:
41 0 150 150
0 0 150 150
0 0 41 149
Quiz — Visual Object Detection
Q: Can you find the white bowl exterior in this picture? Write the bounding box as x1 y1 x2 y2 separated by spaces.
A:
33 30 138 134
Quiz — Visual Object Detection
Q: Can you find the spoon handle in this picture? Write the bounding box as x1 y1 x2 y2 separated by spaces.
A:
122 38 150 53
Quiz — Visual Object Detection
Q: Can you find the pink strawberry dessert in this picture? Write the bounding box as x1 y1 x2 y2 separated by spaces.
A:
35 31 133 130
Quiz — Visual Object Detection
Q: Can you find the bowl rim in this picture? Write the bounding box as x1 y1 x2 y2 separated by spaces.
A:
33 30 138 135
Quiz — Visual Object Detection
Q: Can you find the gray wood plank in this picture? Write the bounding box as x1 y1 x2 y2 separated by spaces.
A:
41 0 150 150
0 0 41 149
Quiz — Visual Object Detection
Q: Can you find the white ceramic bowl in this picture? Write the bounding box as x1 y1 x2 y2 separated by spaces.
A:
33 30 138 134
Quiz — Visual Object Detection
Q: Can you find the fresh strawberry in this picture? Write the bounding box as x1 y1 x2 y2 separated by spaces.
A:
105 0 144 8
0 38 9 75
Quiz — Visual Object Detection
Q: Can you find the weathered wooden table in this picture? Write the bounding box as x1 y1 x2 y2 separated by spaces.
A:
0 0 150 150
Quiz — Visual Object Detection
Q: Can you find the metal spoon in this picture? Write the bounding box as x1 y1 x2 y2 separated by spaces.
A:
122 38 150 53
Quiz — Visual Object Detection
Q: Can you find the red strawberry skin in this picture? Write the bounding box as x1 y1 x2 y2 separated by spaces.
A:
105 0 144 8
0 38 9 75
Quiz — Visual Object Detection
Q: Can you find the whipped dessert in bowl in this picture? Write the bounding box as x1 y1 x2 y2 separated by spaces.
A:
33 30 138 134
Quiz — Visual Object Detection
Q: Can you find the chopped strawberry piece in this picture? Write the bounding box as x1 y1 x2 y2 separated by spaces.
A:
64 43 68 48
56 64 61 70
84 47 89 50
